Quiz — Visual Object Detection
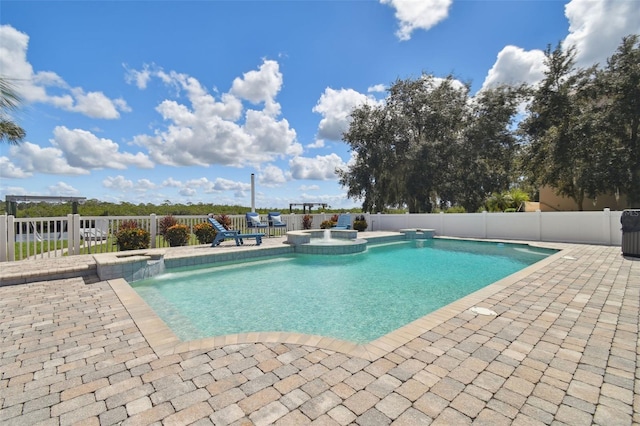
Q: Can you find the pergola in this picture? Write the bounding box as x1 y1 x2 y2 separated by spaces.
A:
5 195 87 216
288 202 328 214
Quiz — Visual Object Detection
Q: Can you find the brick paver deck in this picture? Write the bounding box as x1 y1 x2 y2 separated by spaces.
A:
1 240 638 425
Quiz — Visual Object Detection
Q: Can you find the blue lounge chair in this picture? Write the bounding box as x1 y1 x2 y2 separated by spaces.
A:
268 212 287 236
245 212 268 232
333 214 351 230
207 217 264 247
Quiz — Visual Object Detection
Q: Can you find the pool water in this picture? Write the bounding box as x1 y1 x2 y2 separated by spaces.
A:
132 239 555 343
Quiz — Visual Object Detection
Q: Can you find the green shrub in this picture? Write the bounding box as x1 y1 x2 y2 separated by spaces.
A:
159 215 178 236
215 214 232 230
115 220 150 251
445 206 466 213
302 214 313 230
165 224 190 247
320 220 333 229
194 222 216 244
353 214 368 232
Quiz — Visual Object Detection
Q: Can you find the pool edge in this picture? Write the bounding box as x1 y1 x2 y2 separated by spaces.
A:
111 240 572 360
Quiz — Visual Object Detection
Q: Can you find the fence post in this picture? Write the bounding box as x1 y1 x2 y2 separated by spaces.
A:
69 214 81 255
7 215 15 261
535 210 542 241
440 212 445 236
66 214 74 256
290 213 296 231
602 208 611 245
482 211 488 238
150 214 157 248
0 215 6 262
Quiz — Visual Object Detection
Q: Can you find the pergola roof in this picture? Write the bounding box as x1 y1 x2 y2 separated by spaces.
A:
5 195 86 203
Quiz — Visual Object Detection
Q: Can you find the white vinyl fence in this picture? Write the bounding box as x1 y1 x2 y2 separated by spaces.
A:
0 209 623 262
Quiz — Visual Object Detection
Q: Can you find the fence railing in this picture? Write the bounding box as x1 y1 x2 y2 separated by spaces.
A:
0 209 623 262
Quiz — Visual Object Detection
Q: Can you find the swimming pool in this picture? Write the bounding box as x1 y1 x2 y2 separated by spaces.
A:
132 239 556 344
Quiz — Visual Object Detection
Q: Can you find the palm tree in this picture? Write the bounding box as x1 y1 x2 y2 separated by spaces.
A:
0 77 26 145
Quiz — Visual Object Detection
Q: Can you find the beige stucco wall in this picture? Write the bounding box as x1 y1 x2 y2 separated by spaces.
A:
538 186 629 212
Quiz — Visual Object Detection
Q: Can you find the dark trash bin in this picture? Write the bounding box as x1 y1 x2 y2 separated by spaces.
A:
621 209 640 257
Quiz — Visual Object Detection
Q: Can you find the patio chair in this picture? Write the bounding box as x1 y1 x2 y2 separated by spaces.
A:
208 217 264 247
333 214 352 230
245 212 269 232
268 212 287 236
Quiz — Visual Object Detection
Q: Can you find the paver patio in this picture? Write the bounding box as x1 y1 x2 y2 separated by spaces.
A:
0 237 638 425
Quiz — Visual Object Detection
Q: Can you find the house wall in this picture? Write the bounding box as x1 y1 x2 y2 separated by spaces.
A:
539 186 629 212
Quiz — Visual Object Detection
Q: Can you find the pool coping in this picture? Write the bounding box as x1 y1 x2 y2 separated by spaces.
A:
110 237 572 361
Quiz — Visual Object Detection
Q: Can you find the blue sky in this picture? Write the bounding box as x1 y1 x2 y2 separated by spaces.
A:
1 1 638 209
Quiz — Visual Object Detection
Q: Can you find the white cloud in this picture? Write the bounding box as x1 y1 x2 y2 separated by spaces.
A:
162 177 182 187
230 59 283 106
259 165 287 187
0 156 32 178
130 60 300 168
306 140 325 149
136 179 157 191
289 154 346 180
244 109 301 155
0 25 130 119
52 126 153 170
170 176 252 195
179 187 197 197
299 184 320 191
312 88 382 141
124 63 152 89
564 0 640 67
204 177 251 193
482 46 547 90
381 0 452 41
103 175 134 190
481 0 640 91
9 142 89 175
0 186 27 198
185 177 211 188
47 181 79 196
68 88 131 119
368 84 386 93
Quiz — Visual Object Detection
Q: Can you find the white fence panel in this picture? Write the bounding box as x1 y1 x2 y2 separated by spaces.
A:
541 211 608 244
369 214 403 232
442 213 486 238
486 212 541 241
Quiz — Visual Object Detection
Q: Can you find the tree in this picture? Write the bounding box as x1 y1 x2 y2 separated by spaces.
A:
598 35 640 206
521 37 640 209
338 104 399 212
0 77 26 145
519 44 600 210
455 85 525 212
339 74 471 212
392 75 470 212
339 73 521 213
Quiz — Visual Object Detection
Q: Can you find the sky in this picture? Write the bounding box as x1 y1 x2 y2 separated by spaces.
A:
1 0 638 210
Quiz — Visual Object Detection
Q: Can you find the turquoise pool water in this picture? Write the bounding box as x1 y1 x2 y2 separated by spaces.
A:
132 239 555 343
